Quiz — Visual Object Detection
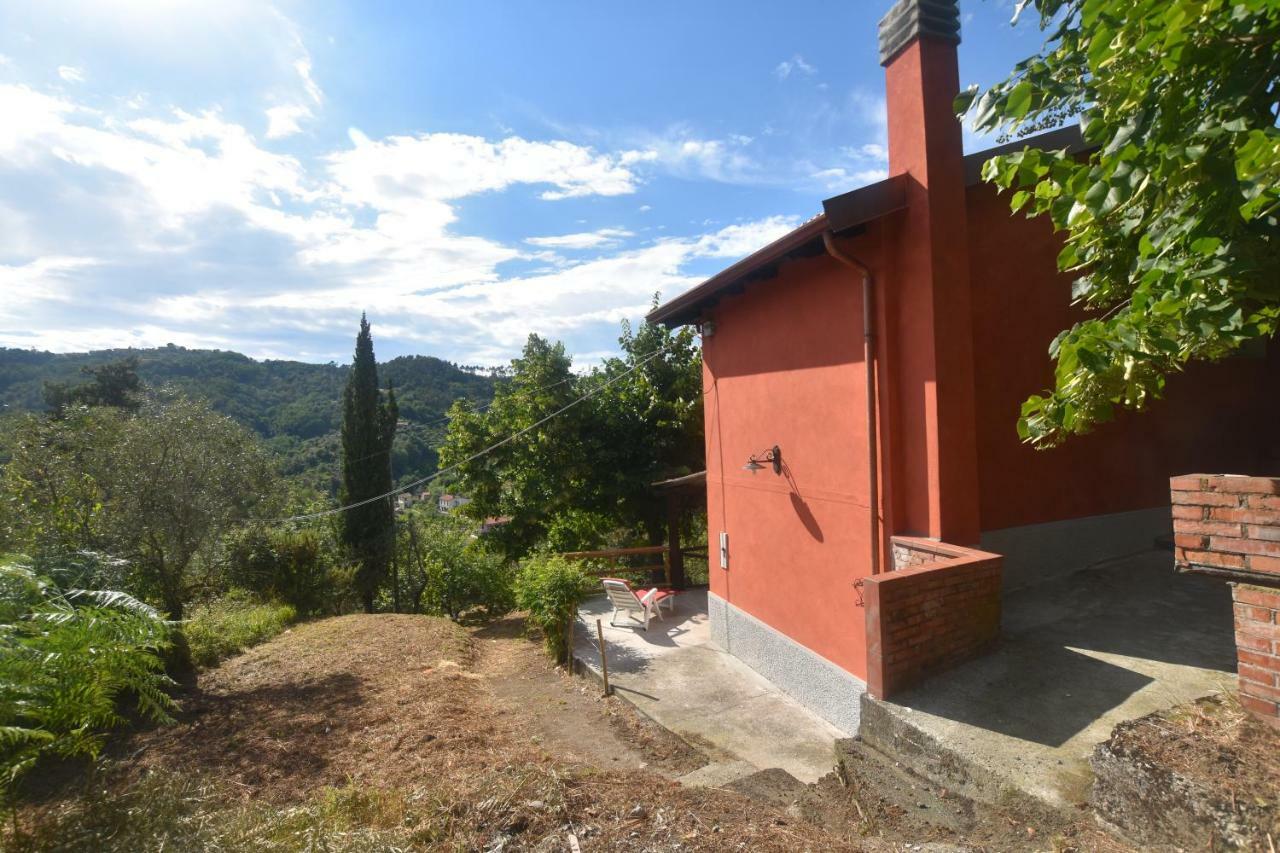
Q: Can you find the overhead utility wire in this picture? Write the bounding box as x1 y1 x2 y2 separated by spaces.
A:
336 364 600 468
273 343 672 524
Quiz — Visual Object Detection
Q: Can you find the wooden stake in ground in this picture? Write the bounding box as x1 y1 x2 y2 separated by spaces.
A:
596 618 611 697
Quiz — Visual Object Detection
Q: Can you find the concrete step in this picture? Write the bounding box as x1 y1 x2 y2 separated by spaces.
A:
856 693 1066 817
833 736 980 836
675 759 758 788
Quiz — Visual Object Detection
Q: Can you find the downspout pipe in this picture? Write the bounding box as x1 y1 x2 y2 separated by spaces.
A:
822 230 882 576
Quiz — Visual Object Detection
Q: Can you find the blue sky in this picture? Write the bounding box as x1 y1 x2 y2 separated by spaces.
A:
0 0 1041 367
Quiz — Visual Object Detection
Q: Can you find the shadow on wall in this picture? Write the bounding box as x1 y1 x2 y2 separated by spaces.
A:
783 462 825 542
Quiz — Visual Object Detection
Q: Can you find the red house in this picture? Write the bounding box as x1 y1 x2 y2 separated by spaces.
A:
648 0 1278 733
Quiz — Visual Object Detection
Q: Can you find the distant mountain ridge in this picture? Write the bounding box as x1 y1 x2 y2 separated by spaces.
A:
0 345 497 493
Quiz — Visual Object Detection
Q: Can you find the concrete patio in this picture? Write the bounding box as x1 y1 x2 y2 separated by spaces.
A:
861 548 1238 810
572 588 843 786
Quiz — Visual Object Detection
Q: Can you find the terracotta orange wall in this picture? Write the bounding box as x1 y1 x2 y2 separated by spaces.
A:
703 243 880 680
966 182 1280 532
883 36 981 546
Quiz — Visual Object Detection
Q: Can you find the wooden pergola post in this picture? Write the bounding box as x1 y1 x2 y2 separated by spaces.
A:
666 492 685 589
651 470 706 590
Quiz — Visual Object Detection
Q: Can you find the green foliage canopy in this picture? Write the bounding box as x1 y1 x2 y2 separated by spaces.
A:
104 395 278 619
225 526 353 617
3 396 277 619
959 0 1280 446
42 357 143 417
440 335 588 558
440 318 702 559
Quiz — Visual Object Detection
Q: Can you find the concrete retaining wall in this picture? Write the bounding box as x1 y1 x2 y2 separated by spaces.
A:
980 506 1170 591
1092 716 1272 848
708 592 865 735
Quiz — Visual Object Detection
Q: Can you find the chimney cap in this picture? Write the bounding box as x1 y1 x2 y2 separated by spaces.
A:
878 0 962 66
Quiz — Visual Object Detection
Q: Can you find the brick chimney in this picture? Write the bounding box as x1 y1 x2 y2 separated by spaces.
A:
876 0 981 546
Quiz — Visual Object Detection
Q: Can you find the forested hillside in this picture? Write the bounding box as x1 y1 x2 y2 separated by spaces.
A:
0 346 496 493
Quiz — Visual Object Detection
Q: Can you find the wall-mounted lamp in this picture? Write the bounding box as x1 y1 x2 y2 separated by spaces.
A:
743 445 782 476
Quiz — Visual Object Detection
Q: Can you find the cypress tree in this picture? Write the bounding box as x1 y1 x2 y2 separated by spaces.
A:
340 314 398 612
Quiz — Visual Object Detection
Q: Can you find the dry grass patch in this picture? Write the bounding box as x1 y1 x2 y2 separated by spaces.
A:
12 613 859 851
1121 692 1280 822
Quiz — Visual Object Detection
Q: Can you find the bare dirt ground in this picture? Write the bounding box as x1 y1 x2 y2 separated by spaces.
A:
15 613 1137 851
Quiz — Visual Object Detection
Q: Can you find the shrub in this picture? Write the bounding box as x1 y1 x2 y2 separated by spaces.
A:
181 591 297 669
0 559 175 800
398 512 513 620
225 525 350 617
514 553 589 663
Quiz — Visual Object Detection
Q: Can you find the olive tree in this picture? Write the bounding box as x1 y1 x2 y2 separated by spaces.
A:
104 395 277 619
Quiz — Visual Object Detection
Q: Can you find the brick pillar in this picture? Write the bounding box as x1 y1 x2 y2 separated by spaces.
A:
1233 585 1280 727
1171 474 1280 728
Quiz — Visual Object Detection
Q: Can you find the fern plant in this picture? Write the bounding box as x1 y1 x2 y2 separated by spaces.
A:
0 559 176 800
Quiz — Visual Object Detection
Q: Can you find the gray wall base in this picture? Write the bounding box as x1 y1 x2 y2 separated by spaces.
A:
981 506 1171 592
708 592 865 735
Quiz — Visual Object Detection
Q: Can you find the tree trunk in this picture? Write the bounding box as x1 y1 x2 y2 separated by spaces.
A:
390 544 401 613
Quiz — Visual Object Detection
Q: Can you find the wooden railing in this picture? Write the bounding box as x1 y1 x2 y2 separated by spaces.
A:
560 545 670 585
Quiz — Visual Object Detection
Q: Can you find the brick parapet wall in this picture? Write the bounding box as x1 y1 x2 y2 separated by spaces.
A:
891 538 967 570
1171 474 1280 580
864 537 1003 699
1171 474 1280 729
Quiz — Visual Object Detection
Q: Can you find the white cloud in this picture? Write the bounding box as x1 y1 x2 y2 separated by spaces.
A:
126 215 801 366
525 228 634 250
293 56 322 105
0 73 806 365
254 12 323 142
0 324 239 354
845 142 888 162
0 85 312 236
690 216 798 259
0 256 97 315
57 65 85 83
850 90 888 131
327 129 646 205
265 104 312 139
811 166 889 192
641 133 757 184
774 54 817 80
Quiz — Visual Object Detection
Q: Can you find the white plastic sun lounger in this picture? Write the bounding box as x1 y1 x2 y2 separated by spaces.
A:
601 577 675 630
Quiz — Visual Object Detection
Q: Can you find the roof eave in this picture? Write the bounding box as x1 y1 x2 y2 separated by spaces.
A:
646 214 830 328
647 124 1091 329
